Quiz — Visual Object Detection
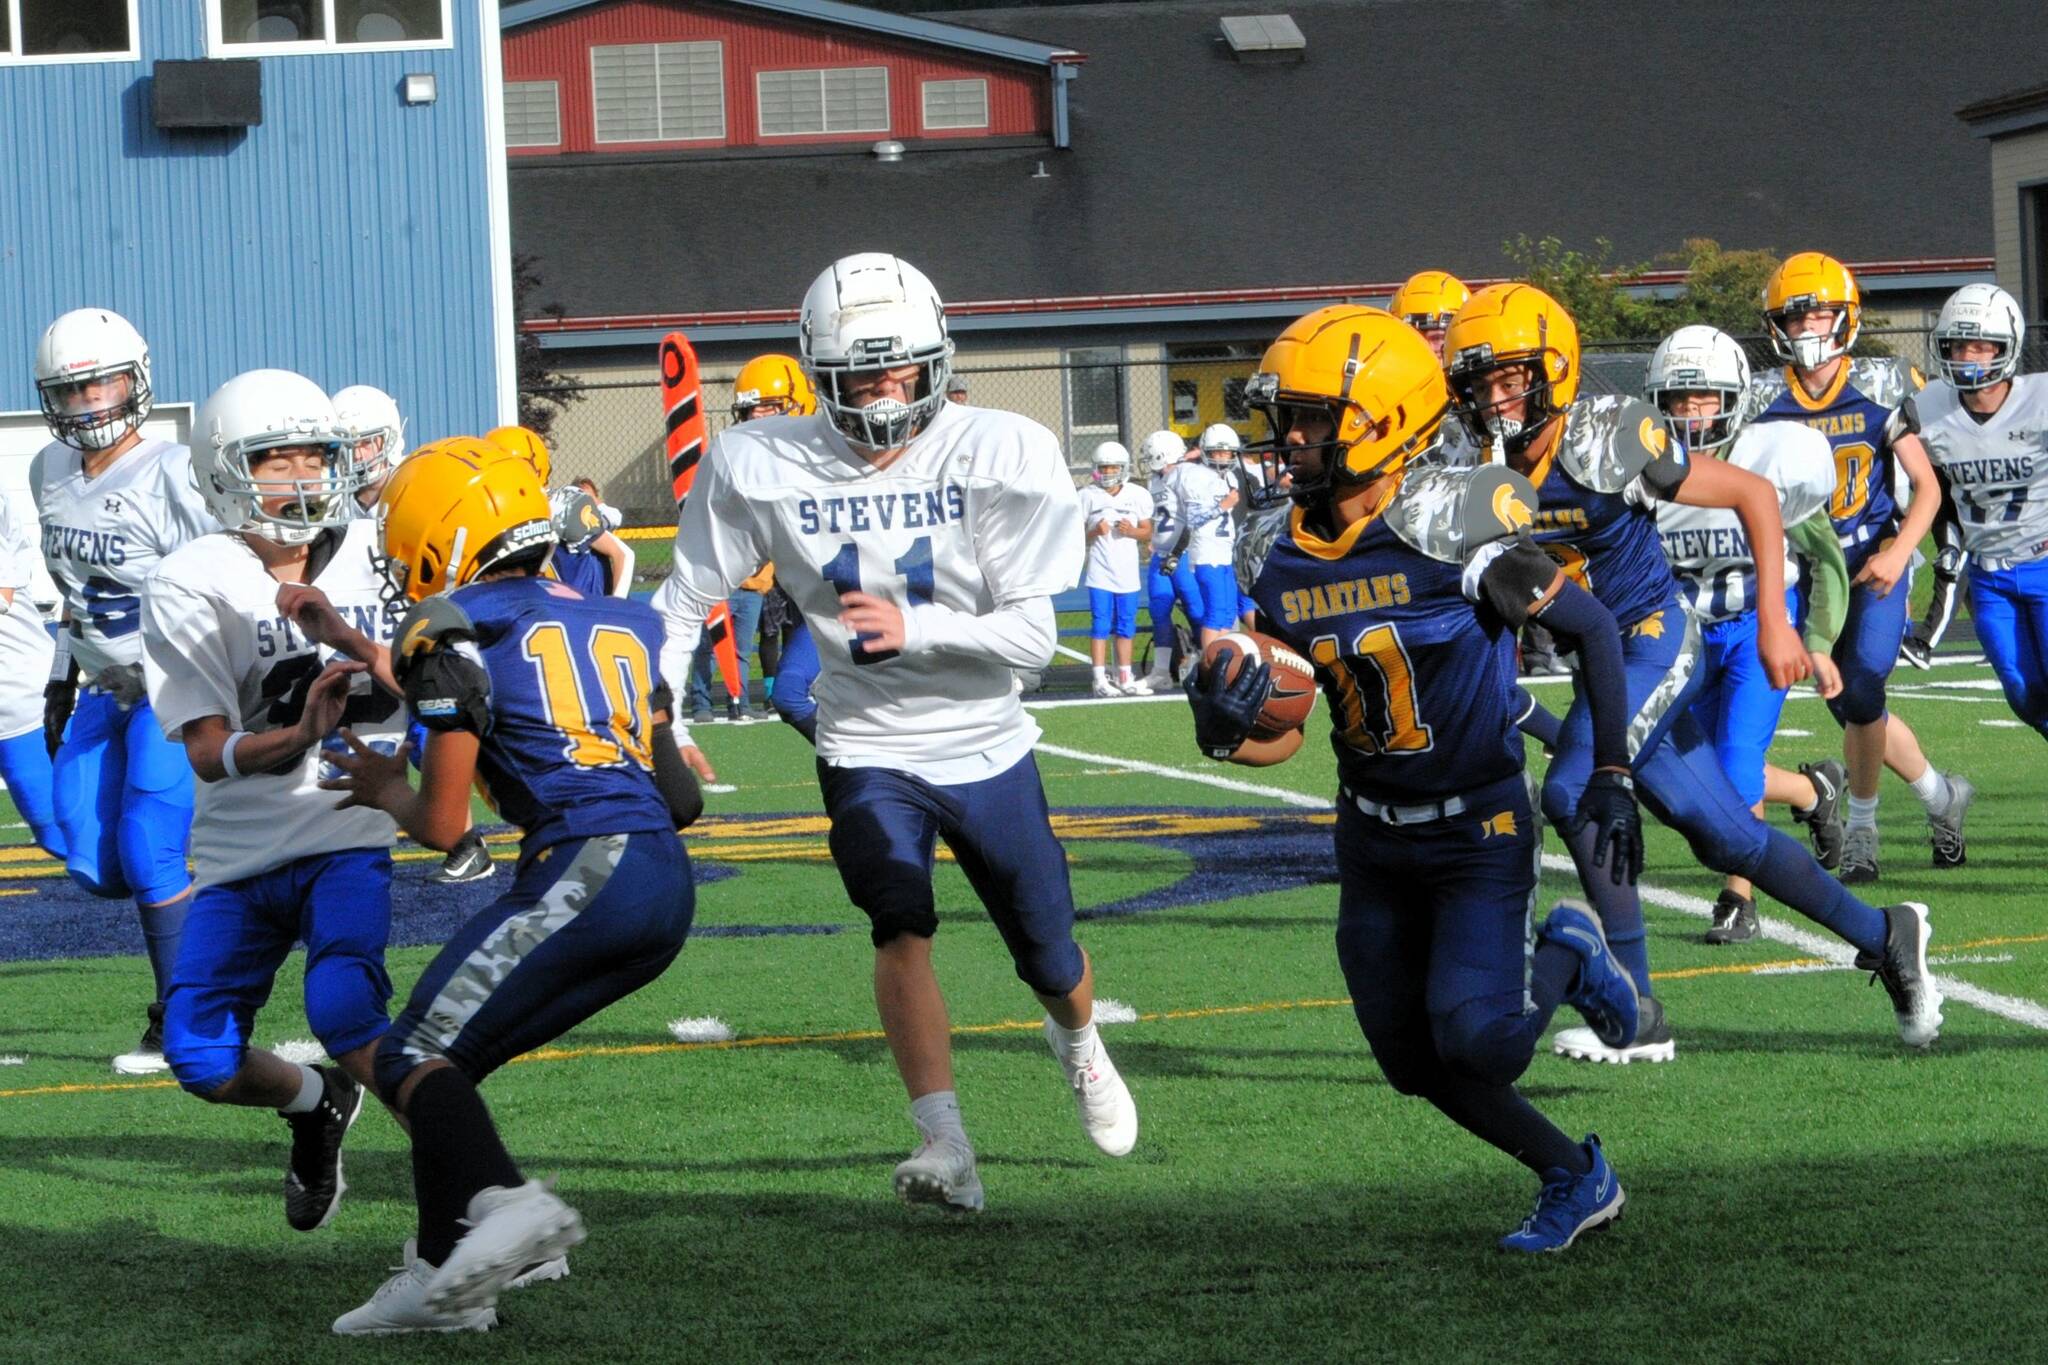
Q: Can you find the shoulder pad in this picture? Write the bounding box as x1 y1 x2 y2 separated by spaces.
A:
1748 368 1791 409
550 488 604 551
1556 396 1670 493
393 595 477 675
1386 465 1539 565
1235 503 1291 595
1852 356 1918 407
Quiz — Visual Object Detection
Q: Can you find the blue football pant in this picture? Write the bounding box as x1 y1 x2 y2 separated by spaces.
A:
375 830 694 1100
1088 587 1140 639
1969 560 2048 739
0 728 64 857
1146 553 1204 652
1689 607 1792 808
773 620 819 742
164 848 394 1096
816 752 1085 997
51 690 193 904
1192 564 1240 632
1827 560 1911 728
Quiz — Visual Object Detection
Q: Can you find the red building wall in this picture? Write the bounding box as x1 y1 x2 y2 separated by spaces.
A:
504 0 1050 155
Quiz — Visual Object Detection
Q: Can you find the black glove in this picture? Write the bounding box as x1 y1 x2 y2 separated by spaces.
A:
1572 768 1643 885
44 677 77 758
1184 652 1271 760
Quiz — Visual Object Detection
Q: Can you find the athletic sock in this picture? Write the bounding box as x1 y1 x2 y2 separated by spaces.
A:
405 1067 523 1266
278 1063 325 1115
1847 794 1880 830
1045 1017 1100 1068
1908 765 1948 810
1421 1076 1590 1177
138 895 190 1001
909 1089 968 1145
1560 820 1654 997
1748 829 1887 955
1116 666 1135 686
1091 665 1109 685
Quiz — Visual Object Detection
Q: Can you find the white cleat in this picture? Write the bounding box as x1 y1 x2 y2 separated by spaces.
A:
333 1240 497 1336
1044 1017 1139 1156
1552 996 1676 1065
893 1133 985 1214
1090 678 1122 699
111 1046 169 1076
424 1180 587 1316
508 1254 570 1289
1118 677 1154 696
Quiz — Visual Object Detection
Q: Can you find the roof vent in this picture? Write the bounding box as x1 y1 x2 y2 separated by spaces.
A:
872 139 904 162
1220 14 1305 64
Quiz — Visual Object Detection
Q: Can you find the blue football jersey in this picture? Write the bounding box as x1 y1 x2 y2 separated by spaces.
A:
1752 358 1918 569
396 575 673 853
552 545 610 599
1242 492 1524 804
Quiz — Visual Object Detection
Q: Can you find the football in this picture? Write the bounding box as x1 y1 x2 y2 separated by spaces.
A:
1200 630 1318 739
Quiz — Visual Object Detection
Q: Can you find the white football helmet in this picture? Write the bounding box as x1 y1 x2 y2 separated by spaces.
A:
1645 325 1752 455
331 384 407 491
798 253 954 450
1198 422 1243 466
1137 429 1186 476
34 308 155 451
1091 440 1130 487
1932 284 2026 391
191 370 359 545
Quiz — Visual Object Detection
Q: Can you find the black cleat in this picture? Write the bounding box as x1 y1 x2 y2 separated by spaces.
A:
283 1066 366 1231
1704 890 1759 945
429 831 494 884
1793 759 1847 870
1926 773 1973 870
1853 903 1943 1048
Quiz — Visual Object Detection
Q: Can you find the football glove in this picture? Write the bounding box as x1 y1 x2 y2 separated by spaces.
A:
43 678 76 758
1184 653 1271 760
1572 768 1644 885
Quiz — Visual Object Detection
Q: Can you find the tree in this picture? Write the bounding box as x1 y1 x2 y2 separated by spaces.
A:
513 253 585 440
1499 235 1662 339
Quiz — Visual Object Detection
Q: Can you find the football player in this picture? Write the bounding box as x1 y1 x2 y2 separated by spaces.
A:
142 370 405 1232
656 253 1138 1213
1750 253 1972 881
1388 269 1471 362
1080 440 1154 696
0 495 64 856
1444 284 1941 1063
30 307 216 1073
1179 424 1244 646
1197 305 1643 1252
299 441 701 1333
1136 429 1204 692
1641 327 1848 946
1903 284 2048 739
331 384 405 519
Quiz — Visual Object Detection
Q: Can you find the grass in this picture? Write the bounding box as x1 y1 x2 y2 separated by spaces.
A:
1 662 2044 1362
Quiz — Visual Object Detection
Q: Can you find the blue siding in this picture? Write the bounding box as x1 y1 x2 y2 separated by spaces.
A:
0 3 504 444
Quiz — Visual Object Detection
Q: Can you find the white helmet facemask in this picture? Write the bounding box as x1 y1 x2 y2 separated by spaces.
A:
331 385 407 493
1646 325 1752 456
1932 284 2027 391
194 370 362 546
800 254 955 451
34 309 155 452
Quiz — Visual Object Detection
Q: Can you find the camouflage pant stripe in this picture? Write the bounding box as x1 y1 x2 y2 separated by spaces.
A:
395 834 629 1075
1626 605 1703 761
1520 766 1543 1015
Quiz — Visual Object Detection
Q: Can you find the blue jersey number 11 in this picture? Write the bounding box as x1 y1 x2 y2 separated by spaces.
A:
822 536 935 664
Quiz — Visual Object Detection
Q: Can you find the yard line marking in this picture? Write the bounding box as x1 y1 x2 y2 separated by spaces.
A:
1980 719 2028 728
1036 743 1331 809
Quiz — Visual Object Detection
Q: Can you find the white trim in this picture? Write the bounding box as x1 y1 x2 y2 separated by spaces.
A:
754 64 890 139
503 76 561 148
0 0 140 66
480 0 519 427
919 77 988 132
204 0 456 58
589 39 725 146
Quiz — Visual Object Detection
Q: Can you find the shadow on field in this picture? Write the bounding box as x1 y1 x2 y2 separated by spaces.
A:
3 1142 2046 1364
1659 1024 2048 1056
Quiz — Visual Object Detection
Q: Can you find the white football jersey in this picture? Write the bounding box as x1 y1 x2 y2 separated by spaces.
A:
1652 423 1836 624
1176 462 1237 567
1081 481 1152 593
657 401 1083 783
143 520 405 887
1149 461 1193 563
1909 373 2048 566
29 438 218 676
0 498 56 740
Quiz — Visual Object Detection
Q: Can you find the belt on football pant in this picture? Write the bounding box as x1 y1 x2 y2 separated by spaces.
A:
1838 521 1888 551
1339 784 1474 827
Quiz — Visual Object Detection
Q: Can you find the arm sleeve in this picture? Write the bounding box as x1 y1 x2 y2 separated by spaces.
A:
647 720 704 829
142 578 238 740
901 595 1058 669
1530 578 1632 771
1639 442 1694 500
1468 538 1564 627
1787 511 1850 653
656 444 763 691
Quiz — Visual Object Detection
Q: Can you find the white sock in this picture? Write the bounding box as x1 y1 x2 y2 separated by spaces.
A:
279 1063 324 1114
909 1089 967 1144
1116 665 1134 684
1045 1017 1099 1067
1091 664 1108 685
1907 766 1947 810
1847 795 1880 830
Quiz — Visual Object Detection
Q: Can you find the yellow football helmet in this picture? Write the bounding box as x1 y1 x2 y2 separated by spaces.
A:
731 353 816 421
1441 283 1581 457
377 437 556 603
1388 271 1472 334
485 424 552 487
1762 252 1861 370
1245 306 1450 504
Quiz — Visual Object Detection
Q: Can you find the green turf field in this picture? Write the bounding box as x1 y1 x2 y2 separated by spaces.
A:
2 664 2044 1362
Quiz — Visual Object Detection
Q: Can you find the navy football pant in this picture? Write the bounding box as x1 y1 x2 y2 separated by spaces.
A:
817 752 1086 997
1826 559 1910 728
375 830 694 1100
164 848 393 1096
1970 560 2048 739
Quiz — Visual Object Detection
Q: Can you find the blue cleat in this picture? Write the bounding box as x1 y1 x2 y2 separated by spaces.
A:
1540 900 1638 1050
1499 1134 1624 1254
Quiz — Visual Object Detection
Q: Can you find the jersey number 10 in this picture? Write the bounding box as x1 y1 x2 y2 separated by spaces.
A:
522 623 655 768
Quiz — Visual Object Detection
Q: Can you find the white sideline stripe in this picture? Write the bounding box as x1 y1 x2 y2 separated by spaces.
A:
1052 643 1092 663
1980 719 2029 728
1922 679 2005 691
1033 740 2048 1035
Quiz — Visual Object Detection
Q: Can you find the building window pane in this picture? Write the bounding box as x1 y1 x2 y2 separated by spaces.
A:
220 0 325 44
760 67 887 137
758 70 822 136
922 79 987 131
1067 348 1124 440
21 0 129 55
596 40 722 143
656 41 724 141
1171 379 1199 427
0 6 11 50
593 43 660 142
505 80 561 148
336 0 443 44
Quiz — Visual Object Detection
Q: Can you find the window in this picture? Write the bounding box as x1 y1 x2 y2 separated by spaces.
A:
1065 347 1125 446
2023 183 2048 339
592 41 724 144
1222 377 1251 422
757 67 889 137
505 80 561 148
0 0 137 64
209 0 450 55
921 78 987 131
1171 379 1199 427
